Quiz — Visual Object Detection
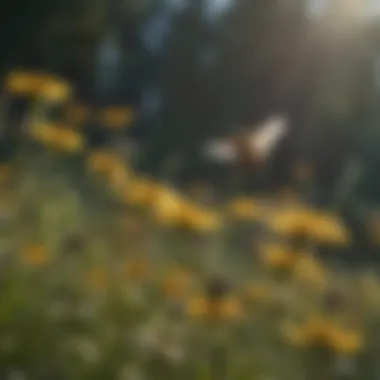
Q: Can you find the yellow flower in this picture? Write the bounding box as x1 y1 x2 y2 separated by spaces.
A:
123 178 163 208
284 316 363 353
310 211 350 246
186 296 243 322
259 244 302 270
282 322 311 346
327 325 363 354
267 208 349 246
181 203 222 233
186 297 208 318
98 106 134 129
30 123 84 152
161 267 193 300
194 209 221 233
87 152 130 188
295 318 332 346
266 207 312 236
227 197 262 221
152 188 184 226
108 164 132 192
22 245 49 267
292 256 328 291
38 77 72 102
88 151 118 173
4 70 49 96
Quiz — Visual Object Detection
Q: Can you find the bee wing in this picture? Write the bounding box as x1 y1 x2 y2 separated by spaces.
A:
203 138 238 163
248 115 288 161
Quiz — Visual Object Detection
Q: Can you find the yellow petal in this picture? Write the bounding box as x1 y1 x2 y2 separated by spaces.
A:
328 327 363 354
186 297 208 318
39 78 72 102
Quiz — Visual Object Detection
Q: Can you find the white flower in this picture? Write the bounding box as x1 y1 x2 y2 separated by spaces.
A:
7 370 27 380
160 342 185 364
118 366 144 380
68 337 100 365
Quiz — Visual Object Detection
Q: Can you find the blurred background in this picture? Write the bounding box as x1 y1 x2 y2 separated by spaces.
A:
2 0 380 379
3 0 380 194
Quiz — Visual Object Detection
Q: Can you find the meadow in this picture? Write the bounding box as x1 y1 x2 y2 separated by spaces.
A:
0 70 379 380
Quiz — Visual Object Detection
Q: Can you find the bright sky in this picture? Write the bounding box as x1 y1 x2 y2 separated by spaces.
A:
164 0 380 26
167 0 380 18
307 0 380 17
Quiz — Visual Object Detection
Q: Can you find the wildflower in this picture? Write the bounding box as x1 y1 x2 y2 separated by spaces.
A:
98 106 134 129
282 321 312 346
22 244 49 267
4 70 49 96
282 317 333 348
185 295 243 322
266 207 311 236
180 202 222 233
311 211 350 246
122 177 162 207
152 187 184 227
266 207 350 246
108 164 132 192
38 77 72 102
259 244 302 270
227 196 262 221
87 151 130 189
327 324 363 354
30 123 84 153
185 276 243 322
283 317 363 354
292 255 328 291
87 151 118 174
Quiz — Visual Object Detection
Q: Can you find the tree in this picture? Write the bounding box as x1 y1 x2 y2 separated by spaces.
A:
143 0 218 182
